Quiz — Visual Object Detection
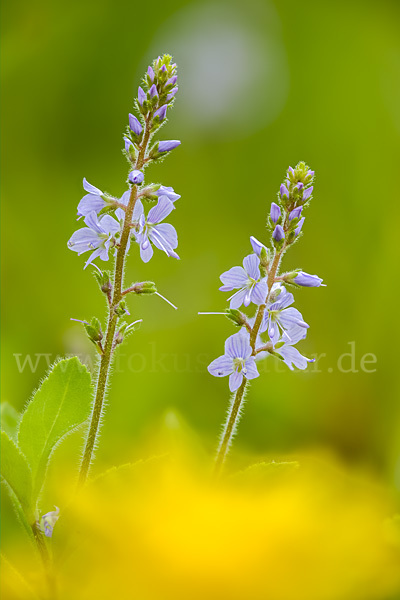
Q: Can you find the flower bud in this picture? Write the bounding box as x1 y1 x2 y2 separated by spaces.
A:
132 281 157 295
84 317 103 344
129 170 144 185
293 271 323 287
154 104 167 121
166 87 178 102
166 75 177 87
138 86 146 106
128 114 143 136
302 186 313 202
294 217 305 236
225 309 248 328
280 184 289 198
158 140 181 153
147 66 155 82
270 202 281 223
272 225 285 242
114 300 130 317
149 84 158 100
289 206 303 221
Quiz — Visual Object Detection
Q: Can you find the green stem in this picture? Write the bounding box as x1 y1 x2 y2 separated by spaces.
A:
77 116 153 487
214 379 248 478
32 523 58 599
214 228 290 476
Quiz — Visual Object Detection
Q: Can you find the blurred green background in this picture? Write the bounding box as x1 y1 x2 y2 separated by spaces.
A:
2 0 400 486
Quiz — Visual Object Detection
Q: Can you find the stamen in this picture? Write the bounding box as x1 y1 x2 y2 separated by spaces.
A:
125 319 143 333
155 291 178 310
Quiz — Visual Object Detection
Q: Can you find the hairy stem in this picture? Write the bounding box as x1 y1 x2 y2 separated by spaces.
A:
32 523 57 599
214 223 290 476
78 116 153 487
214 379 248 478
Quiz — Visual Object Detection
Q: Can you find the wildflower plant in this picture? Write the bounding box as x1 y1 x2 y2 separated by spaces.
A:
0 54 181 580
204 162 324 475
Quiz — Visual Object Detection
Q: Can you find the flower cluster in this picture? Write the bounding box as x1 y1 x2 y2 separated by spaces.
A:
68 55 181 269
207 162 324 391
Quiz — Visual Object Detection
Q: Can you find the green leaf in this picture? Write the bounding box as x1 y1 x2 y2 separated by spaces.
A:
18 357 92 500
1 431 33 520
230 461 300 486
1 402 21 441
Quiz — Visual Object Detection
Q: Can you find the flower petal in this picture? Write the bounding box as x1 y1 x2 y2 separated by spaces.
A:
251 281 268 305
150 223 178 250
225 331 251 360
229 371 243 392
242 254 260 280
77 194 106 217
68 228 100 254
99 214 121 236
148 196 174 224
207 355 234 378
83 178 102 195
243 357 259 380
220 266 247 289
229 288 247 310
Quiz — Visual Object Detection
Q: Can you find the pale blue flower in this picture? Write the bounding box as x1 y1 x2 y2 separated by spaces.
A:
156 185 180 202
260 288 309 341
270 325 314 371
134 196 179 263
40 507 59 538
220 254 268 309
77 178 106 218
208 331 259 392
68 211 121 268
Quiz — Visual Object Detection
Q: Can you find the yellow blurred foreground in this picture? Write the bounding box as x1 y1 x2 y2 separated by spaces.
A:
2 446 400 600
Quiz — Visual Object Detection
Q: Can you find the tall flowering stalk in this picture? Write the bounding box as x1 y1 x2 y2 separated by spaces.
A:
67 55 182 486
206 162 324 476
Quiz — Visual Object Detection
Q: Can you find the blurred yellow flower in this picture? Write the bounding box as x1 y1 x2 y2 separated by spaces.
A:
47 452 400 600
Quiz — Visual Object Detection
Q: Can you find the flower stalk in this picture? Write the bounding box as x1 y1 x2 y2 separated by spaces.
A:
209 162 323 476
70 55 181 487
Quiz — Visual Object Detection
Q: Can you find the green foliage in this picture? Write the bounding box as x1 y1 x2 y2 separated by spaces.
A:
18 357 93 500
1 432 33 519
1 402 21 441
230 461 300 487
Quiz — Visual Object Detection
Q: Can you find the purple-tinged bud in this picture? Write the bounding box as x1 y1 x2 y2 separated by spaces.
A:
302 186 313 201
158 140 181 153
166 87 178 101
128 113 143 136
250 235 265 257
307 170 315 177
160 64 167 73
272 225 285 242
138 86 146 106
154 104 167 121
280 184 289 198
129 170 144 185
289 206 303 221
288 166 295 175
294 271 323 287
166 75 177 87
149 84 158 99
270 202 281 223
147 66 155 82
294 217 305 236
296 182 304 190
124 136 133 152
